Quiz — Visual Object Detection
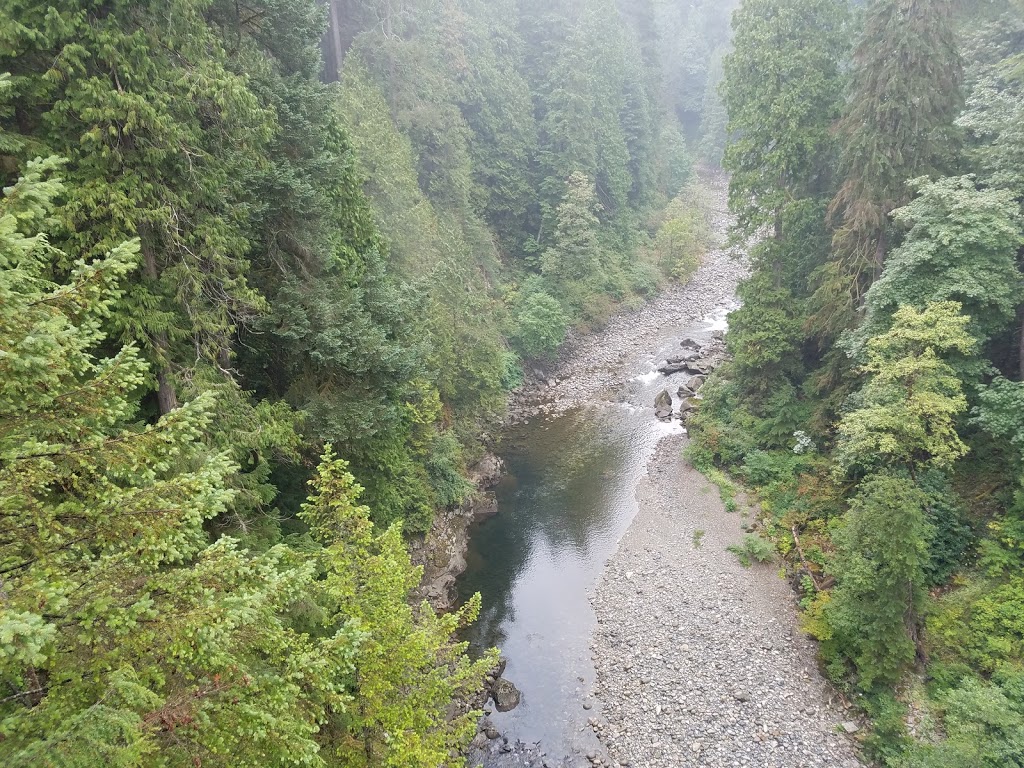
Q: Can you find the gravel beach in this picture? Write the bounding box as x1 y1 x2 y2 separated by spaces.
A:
588 435 865 768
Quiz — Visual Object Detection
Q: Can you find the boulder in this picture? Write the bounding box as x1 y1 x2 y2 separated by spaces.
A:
678 397 696 413
469 454 504 489
469 495 498 523
687 374 707 392
677 385 693 399
654 389 672 411
666 349 700 364
655 408 672 421
658 362 691 375
680 337 702 350
491 678 521 712
684 361 711 376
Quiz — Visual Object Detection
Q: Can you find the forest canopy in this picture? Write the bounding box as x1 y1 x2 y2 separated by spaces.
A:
0 0 728 763
690 0 1024 764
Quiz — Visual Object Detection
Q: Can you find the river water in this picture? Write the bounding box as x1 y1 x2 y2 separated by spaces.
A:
457 306 731 762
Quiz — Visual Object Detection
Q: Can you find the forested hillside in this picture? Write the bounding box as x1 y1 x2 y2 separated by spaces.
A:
0 0 730 763
692 0 1024 764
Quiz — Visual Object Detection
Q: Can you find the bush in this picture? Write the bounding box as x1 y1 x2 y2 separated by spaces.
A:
627 260 662 297
652 183 713 281
728 534 775 567
903 675 1024 768
426 432 473 509
509 289 568 358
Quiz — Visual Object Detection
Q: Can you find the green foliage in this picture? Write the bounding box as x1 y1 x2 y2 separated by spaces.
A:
701 0 1024 760
928 576 1024 676
826 0 963 310
902 675 1024 768
426 432 473 509
835 303 974 477
0 167 332 765
299 451 497 766
723 0 849 237
0 158 494 767
727 534 775 567
827 473 931 689
655 120 694 196
652 186 711 281
541 171 604 288
860 176 1023 348
510 289 569 359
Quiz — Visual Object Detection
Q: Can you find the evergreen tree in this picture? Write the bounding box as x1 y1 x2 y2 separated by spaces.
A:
722 0 849 239
0 0 274 413
541 171 604 290
829 302 974 687
821 0 963 327
0 159 335 766
0 161 492 765
715 0 848 433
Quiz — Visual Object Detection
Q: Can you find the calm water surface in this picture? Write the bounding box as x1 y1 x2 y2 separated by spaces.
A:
457 307 730 758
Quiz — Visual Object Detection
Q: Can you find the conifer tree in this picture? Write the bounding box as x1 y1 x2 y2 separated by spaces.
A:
821 0 963 325
0 160 493 766
715 0 848 432
541 171 604 289
0 159 334 766
722 0 849 239
830 302 975 687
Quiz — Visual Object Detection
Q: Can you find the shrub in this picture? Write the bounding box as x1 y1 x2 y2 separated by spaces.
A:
728 534 775 567
510 290 568 358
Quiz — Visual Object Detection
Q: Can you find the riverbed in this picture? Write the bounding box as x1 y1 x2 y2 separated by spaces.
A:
459 176 754 767
459 303 730 762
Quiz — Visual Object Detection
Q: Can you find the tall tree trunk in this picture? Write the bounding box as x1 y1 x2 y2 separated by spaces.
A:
872 223 887 283
140 228 179 415
1018 307 1024 382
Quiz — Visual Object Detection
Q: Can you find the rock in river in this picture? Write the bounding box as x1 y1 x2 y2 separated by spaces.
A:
491 678 522 712
654 389 672 410
686 374 707 392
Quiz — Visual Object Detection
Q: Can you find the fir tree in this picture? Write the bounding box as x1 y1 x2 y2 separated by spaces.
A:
822 0 963 323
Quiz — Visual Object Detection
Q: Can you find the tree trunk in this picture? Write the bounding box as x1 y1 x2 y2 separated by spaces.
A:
872 225 887 283
140 228 179 415
1018 306 1024 382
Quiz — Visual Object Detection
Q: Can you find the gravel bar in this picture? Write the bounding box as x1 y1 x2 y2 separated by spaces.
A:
588 436 866 768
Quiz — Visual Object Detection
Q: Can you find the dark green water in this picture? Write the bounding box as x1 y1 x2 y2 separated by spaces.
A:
458 404 681 754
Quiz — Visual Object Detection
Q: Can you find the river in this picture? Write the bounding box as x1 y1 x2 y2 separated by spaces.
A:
458 304 731 765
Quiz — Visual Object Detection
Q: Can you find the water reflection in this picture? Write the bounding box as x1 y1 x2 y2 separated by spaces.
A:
458 406 677 754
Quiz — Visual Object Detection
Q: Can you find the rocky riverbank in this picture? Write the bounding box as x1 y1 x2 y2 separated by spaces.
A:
507 179 746 427
408 453 504 611
414 175 743 614
588 436 865 768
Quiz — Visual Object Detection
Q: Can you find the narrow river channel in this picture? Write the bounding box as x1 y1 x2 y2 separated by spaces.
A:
458 305 731 763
